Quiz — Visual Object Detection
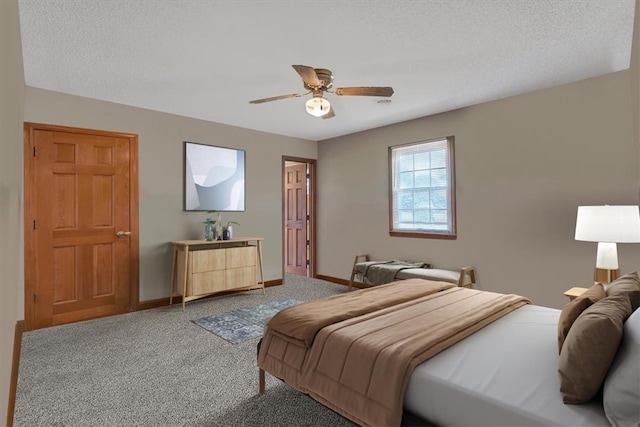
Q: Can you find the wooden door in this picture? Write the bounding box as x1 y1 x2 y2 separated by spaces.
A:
284 163 308 275
24 123 139 330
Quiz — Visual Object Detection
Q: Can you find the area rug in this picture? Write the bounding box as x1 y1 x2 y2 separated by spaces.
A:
191 298 302 344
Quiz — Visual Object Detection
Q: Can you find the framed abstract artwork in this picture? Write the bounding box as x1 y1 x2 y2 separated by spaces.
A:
184 141 246 211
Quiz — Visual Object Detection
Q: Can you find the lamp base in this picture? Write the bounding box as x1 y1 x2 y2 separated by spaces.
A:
594 268 620 284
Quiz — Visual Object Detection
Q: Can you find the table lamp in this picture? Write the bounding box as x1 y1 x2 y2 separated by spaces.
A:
575 205 640 283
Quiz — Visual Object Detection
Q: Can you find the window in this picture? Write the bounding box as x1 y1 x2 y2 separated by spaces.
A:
389 136 456 239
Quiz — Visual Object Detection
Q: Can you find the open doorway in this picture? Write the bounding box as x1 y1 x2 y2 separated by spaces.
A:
283 157 316 277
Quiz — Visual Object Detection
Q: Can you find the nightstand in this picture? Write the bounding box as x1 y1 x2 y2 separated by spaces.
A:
563 287 588 301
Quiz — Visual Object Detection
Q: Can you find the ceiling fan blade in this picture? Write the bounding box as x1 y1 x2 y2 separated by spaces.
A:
334 87 394 97
249 92 307 104
292 65 322 88
322 106 335 119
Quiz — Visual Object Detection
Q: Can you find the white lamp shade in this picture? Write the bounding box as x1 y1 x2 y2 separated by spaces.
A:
305 97 331 117
575 205 640 243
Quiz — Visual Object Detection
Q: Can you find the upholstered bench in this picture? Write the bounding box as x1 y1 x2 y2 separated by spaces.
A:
348 254 476 290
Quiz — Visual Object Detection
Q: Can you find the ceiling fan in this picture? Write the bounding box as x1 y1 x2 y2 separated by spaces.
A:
249 65 394 119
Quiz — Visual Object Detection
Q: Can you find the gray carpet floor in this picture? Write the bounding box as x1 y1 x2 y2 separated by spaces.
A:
14 274 428 427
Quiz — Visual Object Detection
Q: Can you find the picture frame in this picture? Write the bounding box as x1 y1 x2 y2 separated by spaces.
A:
184 141 246 211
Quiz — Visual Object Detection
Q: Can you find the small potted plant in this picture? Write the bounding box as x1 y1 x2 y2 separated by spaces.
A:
204 210 223 240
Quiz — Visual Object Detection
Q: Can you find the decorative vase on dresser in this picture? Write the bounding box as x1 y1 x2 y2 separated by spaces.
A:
204 219 214 241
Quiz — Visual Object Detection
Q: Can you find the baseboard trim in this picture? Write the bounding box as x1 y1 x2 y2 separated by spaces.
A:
264 278 283 288
314 274 367 289
137 298 175 311
137 278 283 311
315 274 347 285
7 320 25 427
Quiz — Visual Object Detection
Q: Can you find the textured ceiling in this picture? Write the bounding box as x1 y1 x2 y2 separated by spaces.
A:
18 0 636 142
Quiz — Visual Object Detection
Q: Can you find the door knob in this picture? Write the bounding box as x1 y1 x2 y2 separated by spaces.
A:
116 231 132 238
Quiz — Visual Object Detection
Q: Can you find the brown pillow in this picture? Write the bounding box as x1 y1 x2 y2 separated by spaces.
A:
605 271 640 311
557 283 605 353
558 293 632 404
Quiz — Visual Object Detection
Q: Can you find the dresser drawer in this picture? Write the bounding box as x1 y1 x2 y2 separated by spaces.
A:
189 270 226 295
225 246 256 269
191 248 225 273
225 266 256 290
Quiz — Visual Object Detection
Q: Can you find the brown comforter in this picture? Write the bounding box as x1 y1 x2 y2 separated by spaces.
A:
258 279 530 427
258 279 455 388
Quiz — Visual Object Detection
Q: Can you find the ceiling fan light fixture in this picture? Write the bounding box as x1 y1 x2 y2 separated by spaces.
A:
305 96 331 117
249 64 393 120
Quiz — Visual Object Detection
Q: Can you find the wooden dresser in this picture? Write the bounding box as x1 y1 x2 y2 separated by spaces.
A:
169 238 264 310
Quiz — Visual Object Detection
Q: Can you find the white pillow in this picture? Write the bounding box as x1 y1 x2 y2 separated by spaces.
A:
603 307 640 427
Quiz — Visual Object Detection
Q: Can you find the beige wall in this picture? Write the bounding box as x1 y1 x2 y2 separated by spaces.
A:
1 0 24 422
317 70 640 309
23 87 317 301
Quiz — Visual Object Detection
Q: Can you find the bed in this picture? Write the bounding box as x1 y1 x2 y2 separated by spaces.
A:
405 304 607 426
257 274 640 427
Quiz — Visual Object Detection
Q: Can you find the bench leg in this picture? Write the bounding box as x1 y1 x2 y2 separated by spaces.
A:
348 254 369 291
459 266 477 288
348 267 357 291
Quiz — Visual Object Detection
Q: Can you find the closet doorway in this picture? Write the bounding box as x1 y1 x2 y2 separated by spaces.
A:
283 157 316 277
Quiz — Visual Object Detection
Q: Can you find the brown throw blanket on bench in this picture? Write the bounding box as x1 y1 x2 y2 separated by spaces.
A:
258 279 530 427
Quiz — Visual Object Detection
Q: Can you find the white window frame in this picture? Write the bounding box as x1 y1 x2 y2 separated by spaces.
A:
388 136 457 239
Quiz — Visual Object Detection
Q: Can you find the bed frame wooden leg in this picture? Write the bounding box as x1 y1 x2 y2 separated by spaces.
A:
259 368 265 394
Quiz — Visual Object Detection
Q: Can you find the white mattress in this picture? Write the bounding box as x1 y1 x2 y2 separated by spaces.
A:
404 305 610 426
